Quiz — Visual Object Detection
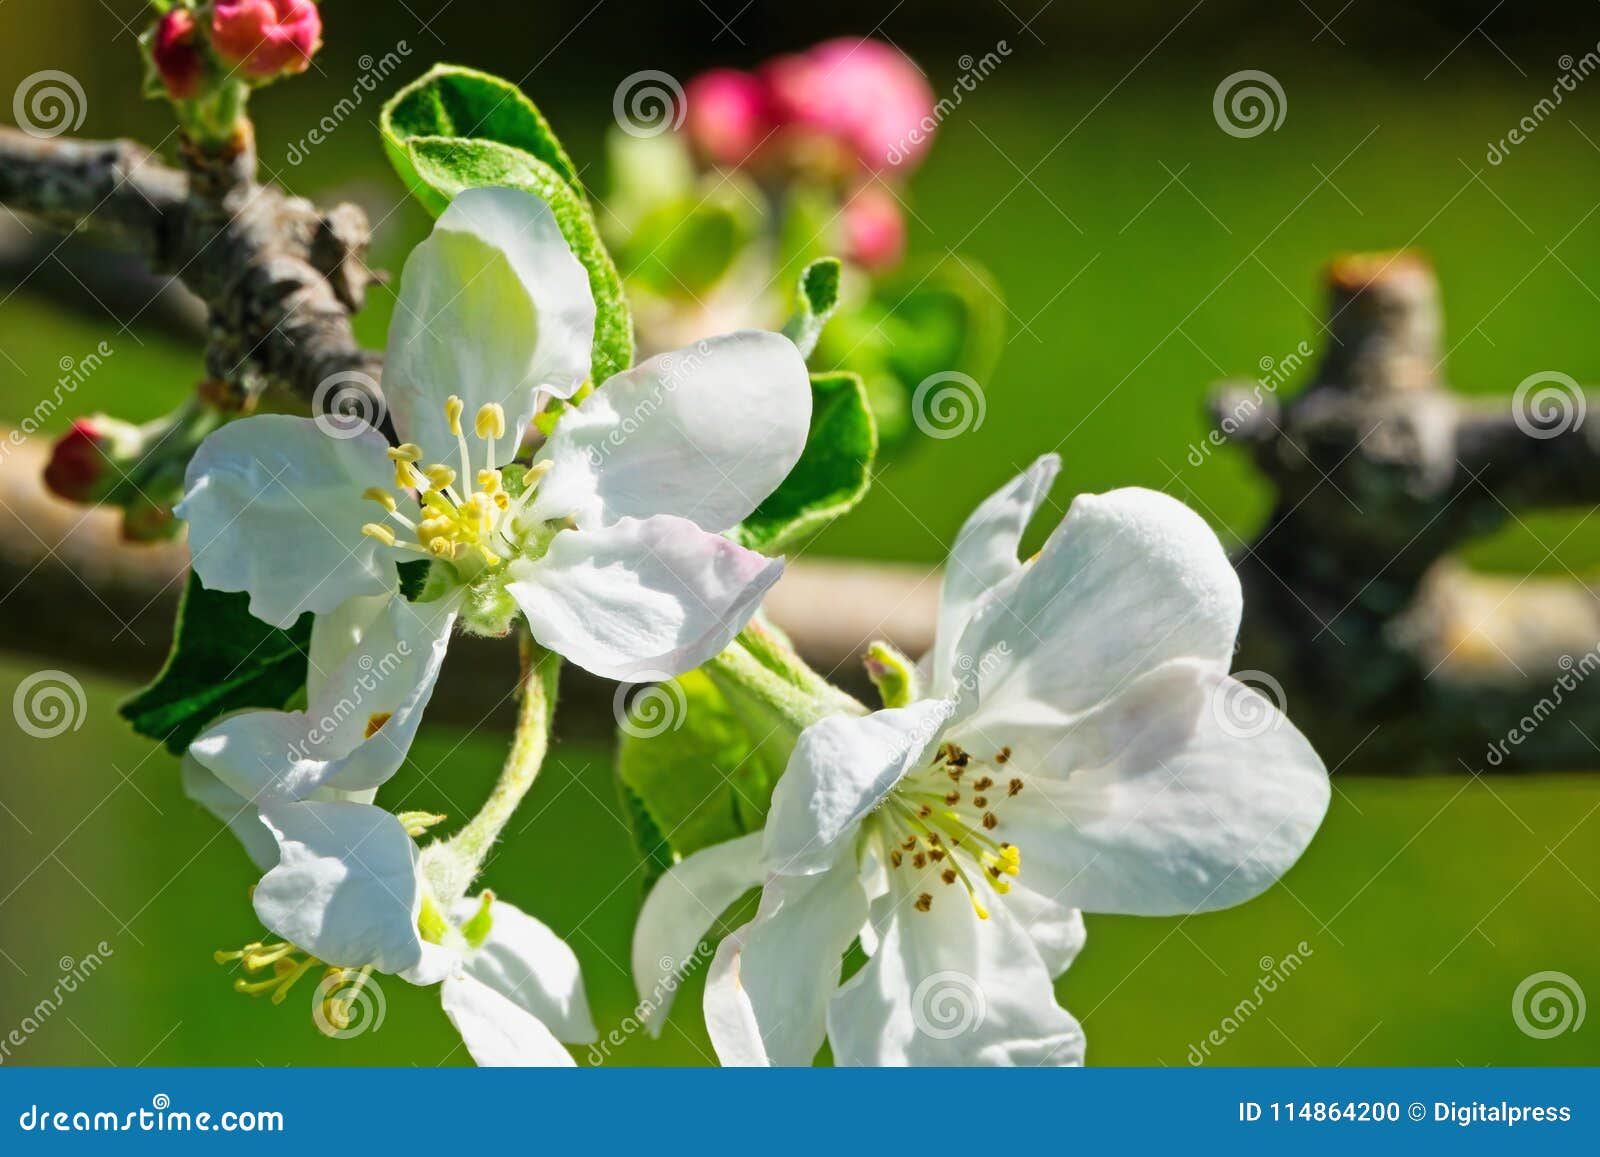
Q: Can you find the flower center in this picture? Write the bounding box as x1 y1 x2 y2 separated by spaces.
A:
880 741 1024 920
358 396 550 577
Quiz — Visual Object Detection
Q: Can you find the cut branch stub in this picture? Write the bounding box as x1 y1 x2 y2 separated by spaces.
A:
1214 250 1600 772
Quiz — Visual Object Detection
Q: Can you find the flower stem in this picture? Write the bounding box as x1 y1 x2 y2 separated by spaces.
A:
704 621 866 734
425 629 560 906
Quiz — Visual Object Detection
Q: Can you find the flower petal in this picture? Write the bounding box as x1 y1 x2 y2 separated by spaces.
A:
704 852 868 1066
928 455 1060 699
1001 885 1087 978
440 972 577 1067
826 879 1085 1066
252 800 423 974
763 699 955 878
956 659 1330 915
507 516 781 681
178 415 397 628
179 752 278 870
384 187 595 463
455 896 595 1044
189 593 458 801
631 831 764 1036
529 331 811 531
955 486 1241 721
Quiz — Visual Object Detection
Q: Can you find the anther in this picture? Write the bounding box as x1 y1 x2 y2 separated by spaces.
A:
1009 778 1024 796
982 812 998 830
424 464 456 490
363 487 397 512
475 402 506 440
361 523 397 546
914 893 933 912
995 747 1012 764
973 796 988 809
387 443 422 463
941 869 957 885
974 777 994 791
446 395 464 437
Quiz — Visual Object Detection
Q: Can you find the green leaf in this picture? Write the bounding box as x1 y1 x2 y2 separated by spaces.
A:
623 188 760 299
816 258 1007 449
120 572 312 754
381 64 582 194
616 670 790 888
781 257 842 359
732 370 877 554
395 135 635 387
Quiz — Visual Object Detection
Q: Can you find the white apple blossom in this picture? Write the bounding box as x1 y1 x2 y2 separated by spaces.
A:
197 758 593 1065
178 184 811 799
634 454 1330 1065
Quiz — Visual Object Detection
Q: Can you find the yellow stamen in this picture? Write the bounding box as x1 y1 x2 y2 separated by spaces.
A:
424 464 457 490
386 443 423 463
445 395 464 437
361 523 397 547
428 537 457 559
475 403 506 440
363 487 397 512
476 468 502 494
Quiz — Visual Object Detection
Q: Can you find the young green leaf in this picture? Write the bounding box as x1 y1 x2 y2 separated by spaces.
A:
731 370 876 555
616 670 789 889
120 571 312 754
396 135 635 387
816 258 1007 449
381 63 582 194
781 257 843 359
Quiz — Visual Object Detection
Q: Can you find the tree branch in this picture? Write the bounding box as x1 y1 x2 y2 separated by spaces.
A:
0 126 382 412
1217 252 1600 772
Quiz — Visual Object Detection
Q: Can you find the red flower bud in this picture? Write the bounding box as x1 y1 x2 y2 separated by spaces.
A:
211 0 322 80
43 418 113 504
152 8 204 100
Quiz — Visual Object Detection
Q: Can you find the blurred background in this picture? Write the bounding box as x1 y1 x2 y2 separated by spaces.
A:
2 0 1599 1065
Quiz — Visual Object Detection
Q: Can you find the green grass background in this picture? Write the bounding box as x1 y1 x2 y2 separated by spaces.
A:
3 14 1600 1065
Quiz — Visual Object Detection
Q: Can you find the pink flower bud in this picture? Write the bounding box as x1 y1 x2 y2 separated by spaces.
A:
210 0 321 80
765 38 936 174
152 8 204 100
684 68 773 167
842 185 906 271
43 418 116 504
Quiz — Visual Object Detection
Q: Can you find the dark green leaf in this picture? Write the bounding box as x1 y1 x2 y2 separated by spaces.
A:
381 64 582 194
120 572 311 754
731 370 877 554
395 135 635 387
